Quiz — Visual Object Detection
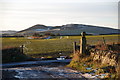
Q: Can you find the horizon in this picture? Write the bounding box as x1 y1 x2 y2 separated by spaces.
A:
1 23 119 31
0 0 119 30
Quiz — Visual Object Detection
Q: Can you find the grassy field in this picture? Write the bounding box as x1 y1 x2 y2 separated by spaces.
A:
2 35 120 58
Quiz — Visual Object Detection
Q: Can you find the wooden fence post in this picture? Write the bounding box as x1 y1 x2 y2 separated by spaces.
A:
102 37 108 50
20 45 24 54
80 32 86 55
103 37 106 45
73 42 76 53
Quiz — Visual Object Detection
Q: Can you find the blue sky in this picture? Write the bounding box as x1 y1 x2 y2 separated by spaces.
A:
0 0 119 30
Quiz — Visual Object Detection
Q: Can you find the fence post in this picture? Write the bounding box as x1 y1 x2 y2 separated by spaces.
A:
20 45 24 54
80 32 86 55
73 42 76 53
102 37 108 50
103 37 106 45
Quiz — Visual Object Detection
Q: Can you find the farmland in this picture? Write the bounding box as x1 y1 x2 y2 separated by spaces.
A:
2 35 120 58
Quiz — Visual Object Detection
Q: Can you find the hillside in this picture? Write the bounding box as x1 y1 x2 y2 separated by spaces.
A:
1 30 17 35
17 24 119 36
0 30 18 37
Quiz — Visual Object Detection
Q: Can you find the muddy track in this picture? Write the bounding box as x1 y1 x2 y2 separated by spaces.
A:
2 65 89 80
1 60 98 80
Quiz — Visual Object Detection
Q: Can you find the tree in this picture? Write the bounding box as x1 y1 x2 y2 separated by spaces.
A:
44 32 51 36
44 32 55 36
56 33 60 36
33 33 42 37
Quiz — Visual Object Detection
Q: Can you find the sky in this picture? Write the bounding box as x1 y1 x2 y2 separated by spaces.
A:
0 0 119 31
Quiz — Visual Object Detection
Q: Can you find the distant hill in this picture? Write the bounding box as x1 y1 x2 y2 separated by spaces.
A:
0 30 17 35
17 24 120 36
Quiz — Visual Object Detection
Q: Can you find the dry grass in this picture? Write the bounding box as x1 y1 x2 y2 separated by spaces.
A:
68 42 120 79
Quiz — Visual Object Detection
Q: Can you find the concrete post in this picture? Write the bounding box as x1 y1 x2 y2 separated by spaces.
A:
80 32 86 55
73 42 76 53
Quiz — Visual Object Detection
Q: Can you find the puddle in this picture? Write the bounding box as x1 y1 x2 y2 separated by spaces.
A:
86 68 92 70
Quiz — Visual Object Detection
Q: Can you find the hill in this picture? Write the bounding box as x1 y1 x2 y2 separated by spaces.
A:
17 24 120 36
0 30 17 37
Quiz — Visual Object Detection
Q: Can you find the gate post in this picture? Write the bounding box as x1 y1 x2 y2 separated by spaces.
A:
20 45 24 54
80 32 86 55
73 42 76 53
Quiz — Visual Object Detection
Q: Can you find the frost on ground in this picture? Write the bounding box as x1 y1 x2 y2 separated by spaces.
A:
1 66 84 79
2 66 100 80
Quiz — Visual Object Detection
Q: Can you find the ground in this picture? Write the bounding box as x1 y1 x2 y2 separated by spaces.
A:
1 62 89 80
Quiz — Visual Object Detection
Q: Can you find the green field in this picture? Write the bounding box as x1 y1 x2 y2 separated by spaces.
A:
2 35 120 58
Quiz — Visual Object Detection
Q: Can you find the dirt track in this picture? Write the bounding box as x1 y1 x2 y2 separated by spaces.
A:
2 65 89 80
1 59 99 80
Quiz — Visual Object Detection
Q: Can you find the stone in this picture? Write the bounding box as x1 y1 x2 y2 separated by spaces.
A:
80 32 87 55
